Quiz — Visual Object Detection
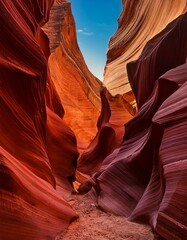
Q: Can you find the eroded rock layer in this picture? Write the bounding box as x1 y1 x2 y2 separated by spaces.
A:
103 0 187 109
88 13 187 239
78 87 132 177
0 1 78 239
44 0 102 151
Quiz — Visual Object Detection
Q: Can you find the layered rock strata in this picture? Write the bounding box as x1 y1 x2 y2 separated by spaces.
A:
103 0 187 110
0 1 78 239
86 13 187 239
1 0 187 239
44 0 102 150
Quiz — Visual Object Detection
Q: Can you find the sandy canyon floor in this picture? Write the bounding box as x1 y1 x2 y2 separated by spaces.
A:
56 194 153 240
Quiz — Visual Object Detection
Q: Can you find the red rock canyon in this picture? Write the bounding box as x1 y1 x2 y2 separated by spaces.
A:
0 0 187 239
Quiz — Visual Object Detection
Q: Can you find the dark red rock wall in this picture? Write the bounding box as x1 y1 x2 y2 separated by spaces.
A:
0 1 78 239
88 13 187 239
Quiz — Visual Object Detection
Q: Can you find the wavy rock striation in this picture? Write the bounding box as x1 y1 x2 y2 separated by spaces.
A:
87 12 187 239
78 87 132 177
1 0 187 239
0 1 79 239
44 0 102 151
103 0 187 111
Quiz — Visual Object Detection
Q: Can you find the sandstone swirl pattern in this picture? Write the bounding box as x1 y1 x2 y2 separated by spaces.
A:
0 1 78 239
44 0 102 151
103 0 187 110
88 12 187 239
1 0 187 239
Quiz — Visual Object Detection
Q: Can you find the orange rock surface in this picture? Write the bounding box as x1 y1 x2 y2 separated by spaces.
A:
44 0 101 151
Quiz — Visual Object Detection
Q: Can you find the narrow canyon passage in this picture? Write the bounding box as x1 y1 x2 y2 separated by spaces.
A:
0 0 187 240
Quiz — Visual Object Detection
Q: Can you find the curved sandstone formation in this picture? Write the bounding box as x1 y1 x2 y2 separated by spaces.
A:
0 1 78 239
1 0 187 239
44 0 102 151
46 107 79 196
44 1 133 192
87 13 187 239
78 87 132 176
103 0 187 110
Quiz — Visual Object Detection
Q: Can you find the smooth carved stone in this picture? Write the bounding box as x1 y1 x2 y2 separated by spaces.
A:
103 0 187 110
44 1 102 151
90 13 187 239
78 87 132 175
0 1 78 239
46 107 79 196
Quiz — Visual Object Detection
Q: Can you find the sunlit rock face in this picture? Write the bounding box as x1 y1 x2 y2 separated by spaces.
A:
103 0 187 110
44 0 102 151
0 0 78 239
89 13 187 239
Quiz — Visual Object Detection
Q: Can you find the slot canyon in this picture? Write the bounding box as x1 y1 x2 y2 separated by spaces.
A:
0 0 187 239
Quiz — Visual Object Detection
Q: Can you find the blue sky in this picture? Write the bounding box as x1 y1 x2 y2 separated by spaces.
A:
69 0 122 80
